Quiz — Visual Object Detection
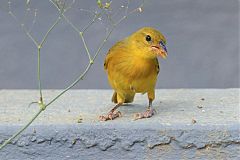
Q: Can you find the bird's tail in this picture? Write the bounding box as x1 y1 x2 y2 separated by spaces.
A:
111 91 135 104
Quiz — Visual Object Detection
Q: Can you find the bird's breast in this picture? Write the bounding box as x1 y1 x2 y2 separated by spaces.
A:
107 56 158 93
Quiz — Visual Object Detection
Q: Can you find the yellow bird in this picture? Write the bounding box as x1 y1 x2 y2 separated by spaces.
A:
99 27 168 121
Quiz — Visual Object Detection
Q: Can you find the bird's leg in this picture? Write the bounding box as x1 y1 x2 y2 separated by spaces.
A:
99 103 122 121
133 99 156 120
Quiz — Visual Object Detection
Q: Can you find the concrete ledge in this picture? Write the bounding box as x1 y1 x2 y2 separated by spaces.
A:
0 89 239 159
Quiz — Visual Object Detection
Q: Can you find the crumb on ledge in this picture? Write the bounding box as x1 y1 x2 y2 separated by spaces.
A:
77 115 83 123
197 105 203 109
192 118 197 124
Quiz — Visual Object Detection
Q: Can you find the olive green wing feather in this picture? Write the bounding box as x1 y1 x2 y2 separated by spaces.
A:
104 40 126 70
155 58 160 74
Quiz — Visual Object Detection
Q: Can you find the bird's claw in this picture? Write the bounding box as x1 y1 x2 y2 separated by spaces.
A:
133 108 156 120
99 111 122 121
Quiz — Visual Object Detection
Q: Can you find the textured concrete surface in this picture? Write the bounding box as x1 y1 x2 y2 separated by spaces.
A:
0 89 239 159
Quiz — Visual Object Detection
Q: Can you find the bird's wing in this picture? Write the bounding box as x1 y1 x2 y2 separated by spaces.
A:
104 56 108 70
104 49 111 70
104 41 125 70
155 58 160 74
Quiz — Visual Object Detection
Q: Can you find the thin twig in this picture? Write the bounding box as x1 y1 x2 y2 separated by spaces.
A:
7 0 39 47
79 32 92 61
0 1 68 149
50 0 94 61
37 47 42 100
45 63 92 107
0 0 145 150
40 16 62 47
0 62 92 150
37 10 64 101
64 0 75 11
81 13 99 33
0 110 42 150
28 8 38 33
93 27 114 61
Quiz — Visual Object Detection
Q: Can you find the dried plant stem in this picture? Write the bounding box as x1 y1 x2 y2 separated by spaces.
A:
0 62 92 150
37 16 62 101
0 2 65 150
0 0 145 150
0 110 42 150
37 47 42 100
0 27 113 151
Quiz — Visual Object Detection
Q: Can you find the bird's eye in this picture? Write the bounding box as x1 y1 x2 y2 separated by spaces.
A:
145 35 151 42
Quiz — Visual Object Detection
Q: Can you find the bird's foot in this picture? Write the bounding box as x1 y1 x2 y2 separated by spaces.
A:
133 108 156 120
99 111 122 121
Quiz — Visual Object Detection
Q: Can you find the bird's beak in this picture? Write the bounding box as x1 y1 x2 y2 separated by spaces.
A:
151 44 168 59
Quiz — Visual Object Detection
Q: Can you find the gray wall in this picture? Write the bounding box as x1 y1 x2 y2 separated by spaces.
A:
0 0 239 89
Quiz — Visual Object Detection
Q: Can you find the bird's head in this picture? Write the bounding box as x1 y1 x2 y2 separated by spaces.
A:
128 27 168 59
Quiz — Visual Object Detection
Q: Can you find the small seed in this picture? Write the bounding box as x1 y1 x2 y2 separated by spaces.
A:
138 7 143 13
197 105 203 109
192 119 197 124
